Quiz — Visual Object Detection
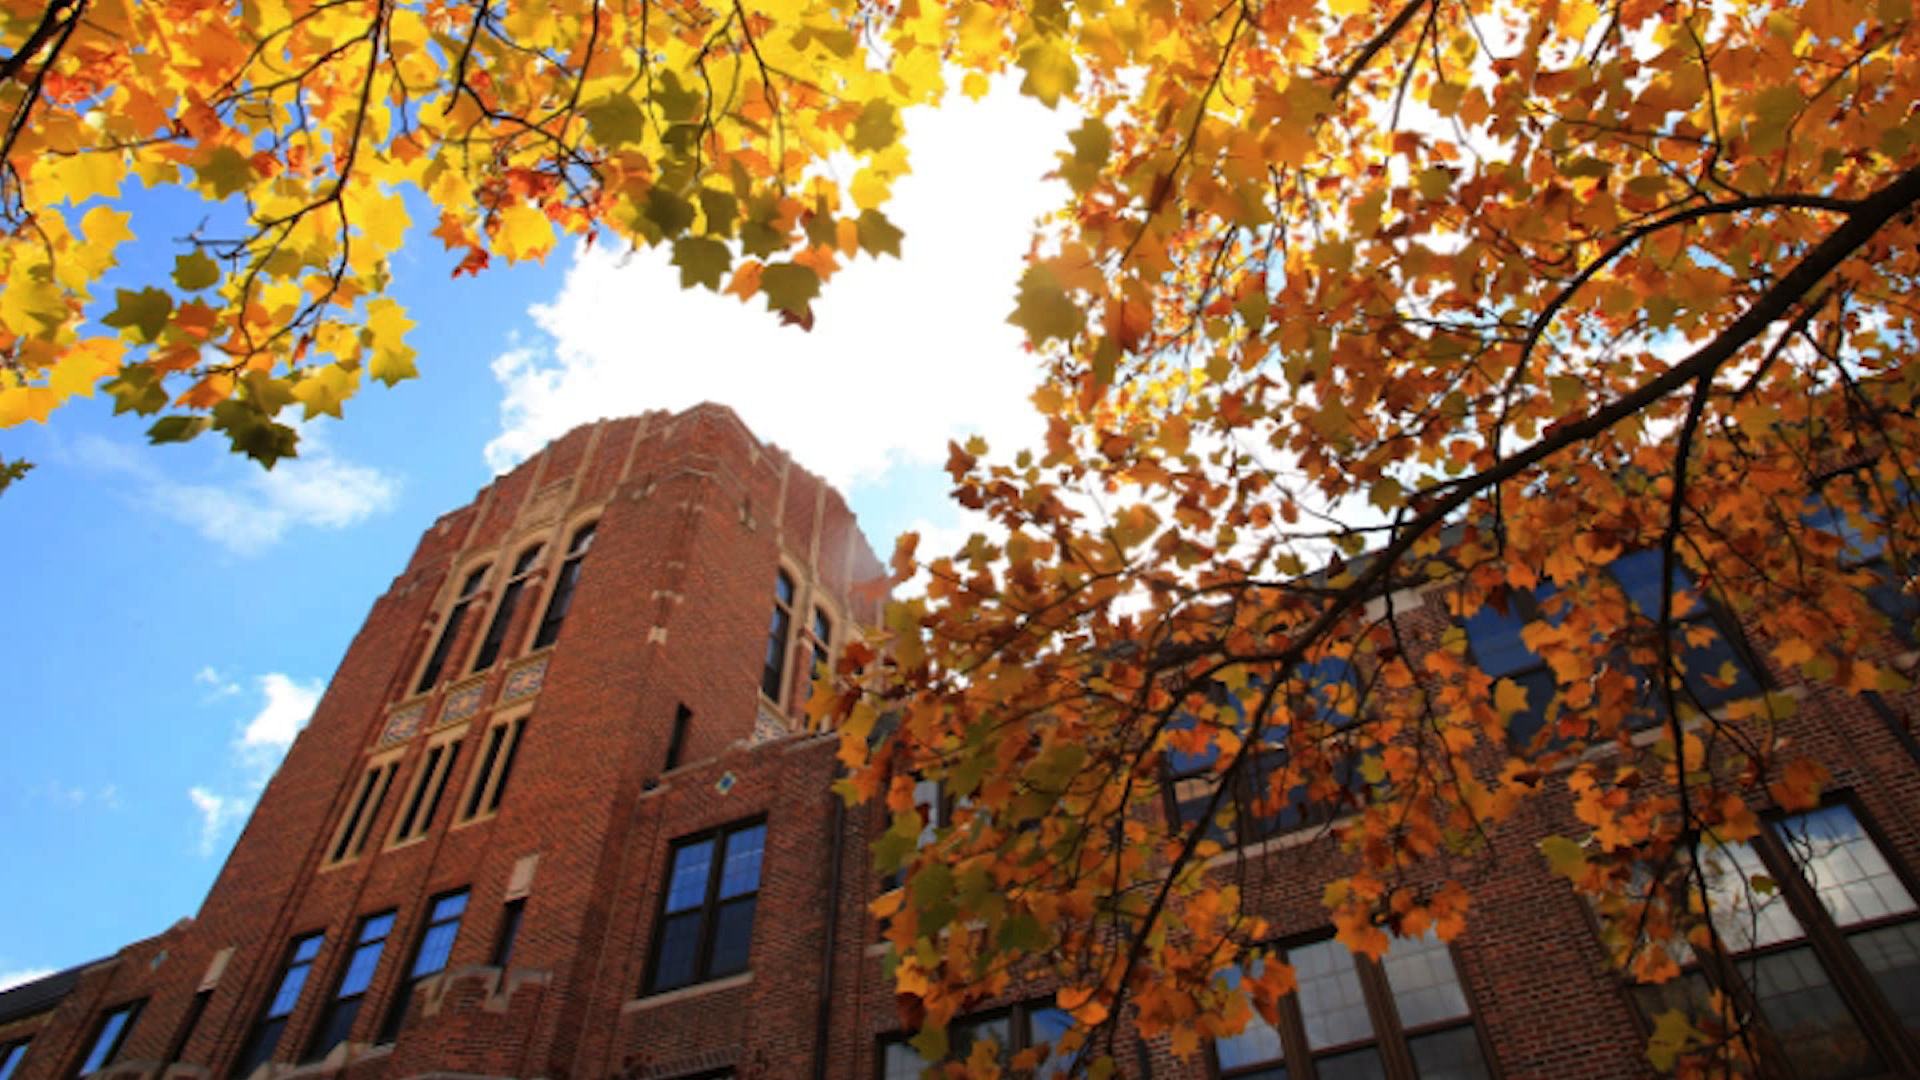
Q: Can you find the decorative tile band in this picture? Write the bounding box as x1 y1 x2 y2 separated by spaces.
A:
379 702 426 747
440 679 488 726
501 655 549 703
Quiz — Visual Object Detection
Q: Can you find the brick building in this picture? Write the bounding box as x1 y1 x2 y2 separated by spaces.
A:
3 403 1918 1080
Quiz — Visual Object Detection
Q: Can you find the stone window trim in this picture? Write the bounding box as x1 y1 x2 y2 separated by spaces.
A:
1209 929 1499 1080
471 543 546 675
324 751 403 867
388 726 467 848
531 520 598 652
1603 794 1920 1078
455 709 531 825
415 562 492 695
74 999 143 1078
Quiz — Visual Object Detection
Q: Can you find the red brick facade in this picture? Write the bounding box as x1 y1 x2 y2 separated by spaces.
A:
4 404 1918 1080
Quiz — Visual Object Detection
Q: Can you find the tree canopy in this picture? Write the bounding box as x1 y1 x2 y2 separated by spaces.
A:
8 0 1920 1074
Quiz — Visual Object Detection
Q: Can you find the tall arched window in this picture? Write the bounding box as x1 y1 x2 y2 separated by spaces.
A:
532 523 596 650
417 565 488 693
472 544 543 672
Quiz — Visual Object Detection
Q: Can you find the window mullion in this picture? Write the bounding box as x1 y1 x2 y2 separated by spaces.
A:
1752 824 1920 1073
1273 979 1315 1080
1354 956 1418 1080
697 829 728 981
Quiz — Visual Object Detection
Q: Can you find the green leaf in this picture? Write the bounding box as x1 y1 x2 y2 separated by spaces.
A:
1539 835 1589 881
652 70 703 124
672 236 732 290
1009 263 1085 346
583 94 648 148
1062 117 1111 194
850 99 901 153
193 147 253 200
211 401 298 467
697 188 739 238
173 250 220 291
908 1024 949 1064
997 911 1050 951
105 367 169 415
761 262 820 316
643 187 696 240
101 287 174 343
146 415 209 443
855 209 903 257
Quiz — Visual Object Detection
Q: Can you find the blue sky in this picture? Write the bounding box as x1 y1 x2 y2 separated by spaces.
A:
0 91 1070 988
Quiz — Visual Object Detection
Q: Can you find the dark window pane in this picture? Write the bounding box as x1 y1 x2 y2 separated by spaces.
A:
486 721 524 813
881 1042 925 1080
413 922 459 977
1380 931 1471 1028
1848 922 1920 1044
651 911 702 991
305 998 360 1061
1028 1006 1075 1079
472 579 526 672
708 897 756 977
1749 946 1882 1080
1313 1047 1387 1080
465 726 506 818
338 946 382 997
1406 1026 1490 1080
1502 668 1559 747
231 1019 284 1080
1463 595 1541 677
492 900 525 969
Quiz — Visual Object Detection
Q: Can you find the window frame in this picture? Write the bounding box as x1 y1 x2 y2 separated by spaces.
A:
1162 661 1372 850
877 1000 1076 1079
471 544 544 673
643 818 768 995
458 712 527 823
326 755 399 864
304 911 396 1061
75 1000 143 1078
231 931 324 1079
389 729 464 846
1460 554 1765 749
1209 931 1499 1080
531 522 595 651
491 898 527 969
378 888 469 1044
1612 796 1920 1078
0 1039 29 1080
761 570 796 703
417 564 489 694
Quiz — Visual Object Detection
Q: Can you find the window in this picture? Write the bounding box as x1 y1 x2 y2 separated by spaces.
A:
809 607 833 698
880 776 950 897
492 898 527 969
164 990 211 1067
1617 802 1920 1078
880 1003 1074 1079
460 715 526 820
328 761 397 863
1213 931 1491 1080
762 571 795 701
76 1001 142 1077
232 933 323 1079
379 890 468 1043
1462 553 1760 748
418 566 488 693
664 704 692 773
306 912 395 1061
473 545 543 672
1166 660 1368 847
645 820 766 993
1805 477 1918 648
391 735 461 844
532 524 595 650
2 1040 29 1080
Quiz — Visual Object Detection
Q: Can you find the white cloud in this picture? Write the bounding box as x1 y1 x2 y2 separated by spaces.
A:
484 88 1073 492
185 672 321 856
239 673 321 756
71 422 396 555
0 968 55 992
195 665 242 699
